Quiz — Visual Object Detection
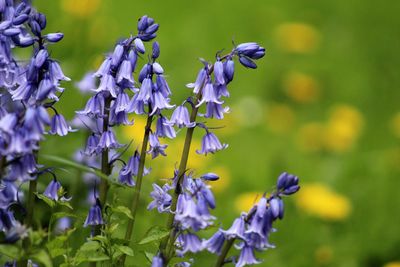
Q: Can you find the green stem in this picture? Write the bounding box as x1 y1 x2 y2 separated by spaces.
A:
120 114 153 265
99 96 112 206
160 99 200 264
214 239 235 267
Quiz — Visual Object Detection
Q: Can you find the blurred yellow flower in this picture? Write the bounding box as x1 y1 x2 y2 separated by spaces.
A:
384 262 400 267
283 72 320 103
296 122 325 152
296 183 351 221
121 116 147 146
389 112 400 138
265 103 295 134
61 0 100 18
235 192 262 213
208 166 231 193
315 245 333 265
275 23 320 53
324 105 363 153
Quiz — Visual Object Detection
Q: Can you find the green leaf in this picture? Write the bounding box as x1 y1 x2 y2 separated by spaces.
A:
143 251 155 263
112 205 134 219
0 244 20 259
91 235 108 245
79 240 101 251
114 245 134 257
138 226 169 245
42 154 120 186
35 193 55 208
31 249 53 267
57 200 73 210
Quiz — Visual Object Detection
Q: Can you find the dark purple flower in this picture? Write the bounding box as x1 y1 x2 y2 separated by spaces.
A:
84 198 104 227
276 172 300 195
196 132 228 155
200 173 219 181
238 56 257 69
152 42 160 59
118 168 135 187
224 59 235 82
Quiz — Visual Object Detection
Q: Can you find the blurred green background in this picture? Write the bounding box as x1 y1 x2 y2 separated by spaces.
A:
32 0 400 266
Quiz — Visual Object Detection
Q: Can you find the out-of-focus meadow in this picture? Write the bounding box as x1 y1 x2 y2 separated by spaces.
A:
34 0 400 266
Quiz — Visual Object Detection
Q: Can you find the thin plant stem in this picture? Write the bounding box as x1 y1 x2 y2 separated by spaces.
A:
160 95 201 263
214 239 235 267
120 114 153 265
99 96 112 206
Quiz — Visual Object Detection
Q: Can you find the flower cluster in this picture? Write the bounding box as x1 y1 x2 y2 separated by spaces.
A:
0 0 70 244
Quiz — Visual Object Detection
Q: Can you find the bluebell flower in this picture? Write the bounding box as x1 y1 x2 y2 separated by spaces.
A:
116 60 134 86
0 113 17 134
134 38 145 54
214 61 225 85
152 41 160 59
156 115 176 139
200 173 219 181
196 131 228 155
127 94 145 115
224 59 235 83
94 57 111 78
44 32 64 42
235 42 266 59
187 67 207 94
147 183 172 213
55 217 71 233
95 74 118 98
276 172 300 195
150 90 174 115
111 44 124 67
0 208 16 232
147 133 167 159
176 232 203 255
43 178 61 201
84 198 104 227
84 134 101 156
151 254 163 267
203 229 226 255
121 151 151 177
169 105 195 128
204 102 229 120
113 91 131 113
238 56 257 69
136 77 152 101
235 243 261 267
34 49 48 68
196 81 223 107
269 197 284 220
118 167 135 187
49 114 74 136
76 94 104 118
75 72 96 93
156 75 172 97
98 130 123 150
221 214 246 239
